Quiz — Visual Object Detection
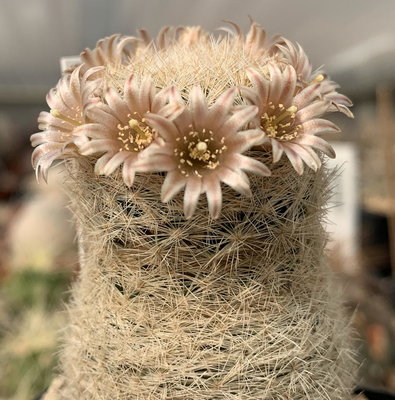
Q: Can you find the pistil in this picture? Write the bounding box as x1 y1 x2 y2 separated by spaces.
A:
117 117 153 152
50 109 82 126
309 74 324 84
174 129 226 177
261 103 302 141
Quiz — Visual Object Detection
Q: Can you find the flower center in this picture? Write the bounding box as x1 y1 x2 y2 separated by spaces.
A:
261 103 302 141
174 128 227 178
117 117 153 152
50 108 83 127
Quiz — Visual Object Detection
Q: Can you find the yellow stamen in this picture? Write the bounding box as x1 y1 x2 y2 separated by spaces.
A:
117 118 153 152
176 129 226 175
261 104 302 141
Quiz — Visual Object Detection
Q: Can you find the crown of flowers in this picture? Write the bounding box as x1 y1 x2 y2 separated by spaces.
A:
31 21 352 219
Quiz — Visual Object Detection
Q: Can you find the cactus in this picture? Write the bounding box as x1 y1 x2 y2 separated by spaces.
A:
33 21 357 400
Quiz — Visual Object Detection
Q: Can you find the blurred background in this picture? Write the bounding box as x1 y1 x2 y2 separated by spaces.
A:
0 0 394 399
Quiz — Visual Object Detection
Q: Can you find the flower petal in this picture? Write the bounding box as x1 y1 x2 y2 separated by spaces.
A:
138 29 151 46
105 87 130 120
271 138 284 163
58 74 77 111
218 106 258 137
162 90 188 131
328 103 354 118
69 65 83 99
184 177 202 219
151 87 168 113
284 143 320 172
94 153 115 175
300 118 340 136
204 174 222 219
156 26 173 49
299 144 322 169
124 73 141 114
32 144 74 182
293 83 320 109
161 171 186 202
117 36 140 59
222 20 243 38
190 86 208 130
32 143 61 169
157 103 185 120
279 65 297 107
240 86 260 107
80 34 136 68
207 87 236 129
267 63 283 105
38 111 74 131
102 151 134 175
152 86 183 115
86 106 119 129
35 153 61 182
227 153 271 177
46 88 64 112
219 167 252 197
167 85 185 105
246 68 269 106
144 113 179 141
31 130 70 147
139 75 154 114
74 123 113 140
283 147 304 175
79 139 119 155
134 153 176 172
296 100 329 123
174 108 193 134
293 134 336 158
326 92 353 107
226 129 265 152
245 21 266 54
122 158 136 187
73 135 89 148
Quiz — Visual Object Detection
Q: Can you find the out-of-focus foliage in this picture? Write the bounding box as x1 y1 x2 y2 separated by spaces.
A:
0 269 71 400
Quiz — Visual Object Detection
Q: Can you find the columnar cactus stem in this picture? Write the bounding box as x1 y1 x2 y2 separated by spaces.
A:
33 21 357 400
52 155 356 400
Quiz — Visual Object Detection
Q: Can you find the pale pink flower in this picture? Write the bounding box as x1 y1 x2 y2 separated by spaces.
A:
221 20 282 59
243 63 340 175
137 26 176 50
80 34 140 69
274 38 353 117
135 87 271 219
30 66 102 181
77 74 183 187
137 26 208 49
176 26 208 46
